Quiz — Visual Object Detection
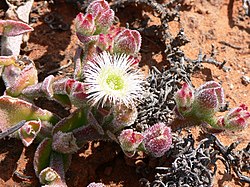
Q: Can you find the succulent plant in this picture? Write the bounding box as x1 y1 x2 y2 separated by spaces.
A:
0 1 249 186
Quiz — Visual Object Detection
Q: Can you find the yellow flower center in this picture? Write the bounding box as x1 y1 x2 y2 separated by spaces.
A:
106 73 124 90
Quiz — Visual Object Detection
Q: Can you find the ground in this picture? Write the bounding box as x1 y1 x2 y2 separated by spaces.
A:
0 0 249 186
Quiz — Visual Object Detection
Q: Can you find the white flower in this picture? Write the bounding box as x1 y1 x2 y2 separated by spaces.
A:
84 52 144 107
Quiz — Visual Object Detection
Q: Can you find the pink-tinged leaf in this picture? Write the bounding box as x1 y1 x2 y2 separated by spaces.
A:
0 96 59 132
34 138 52 177
195 89 218 113
18 120 41 147
53 78 88 107
95 9 114 34
193 81 225 118
0 56 17 66
39 167 67 186
196 81 225 107
69 81 88 107
76 32 98 44
22 75 55 99
3 63 38 96
41 75 55 98
0 20 33 36
96 33 113 52
1 65 21 89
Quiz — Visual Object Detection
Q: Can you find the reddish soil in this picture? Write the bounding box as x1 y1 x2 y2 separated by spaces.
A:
0 0 249 186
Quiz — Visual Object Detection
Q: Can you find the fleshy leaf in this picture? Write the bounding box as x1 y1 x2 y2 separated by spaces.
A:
52 108 89 134
34 138 52 177
0 56 17 66
52 131 80 154
22 75 55 98
18 120 42 147
3 63 38 96
0 120 26 139
0 96 59 132
0 20 33 36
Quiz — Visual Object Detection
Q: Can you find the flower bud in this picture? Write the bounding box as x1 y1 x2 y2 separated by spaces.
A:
174 83 194 114
75 13 95 36
105 105 137 132
142 123 172 157
96 33 113 52
86 0 110 17
86 0 114 34
219 104 250 130
118 129 144 157
194 81 225 118
113 29 141 55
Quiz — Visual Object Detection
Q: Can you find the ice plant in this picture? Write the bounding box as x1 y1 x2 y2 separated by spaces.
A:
173 81 250 131
1 1 249 187
142 123 172 157
84 51 143 107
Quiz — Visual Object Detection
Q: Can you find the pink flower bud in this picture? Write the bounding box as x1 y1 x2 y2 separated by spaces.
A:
86 0 114 34
194 81 225 117
111 104 138 132
142 123 172 157
113 29 141 55
96 33 113 52
221 104 250 130
118 129 144 157
174 83 194 114
86 0 110 18
75 13 96 36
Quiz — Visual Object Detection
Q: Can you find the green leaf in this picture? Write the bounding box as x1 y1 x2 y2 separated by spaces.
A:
34 138 52 177
0 96 59 132
53 107 88 134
